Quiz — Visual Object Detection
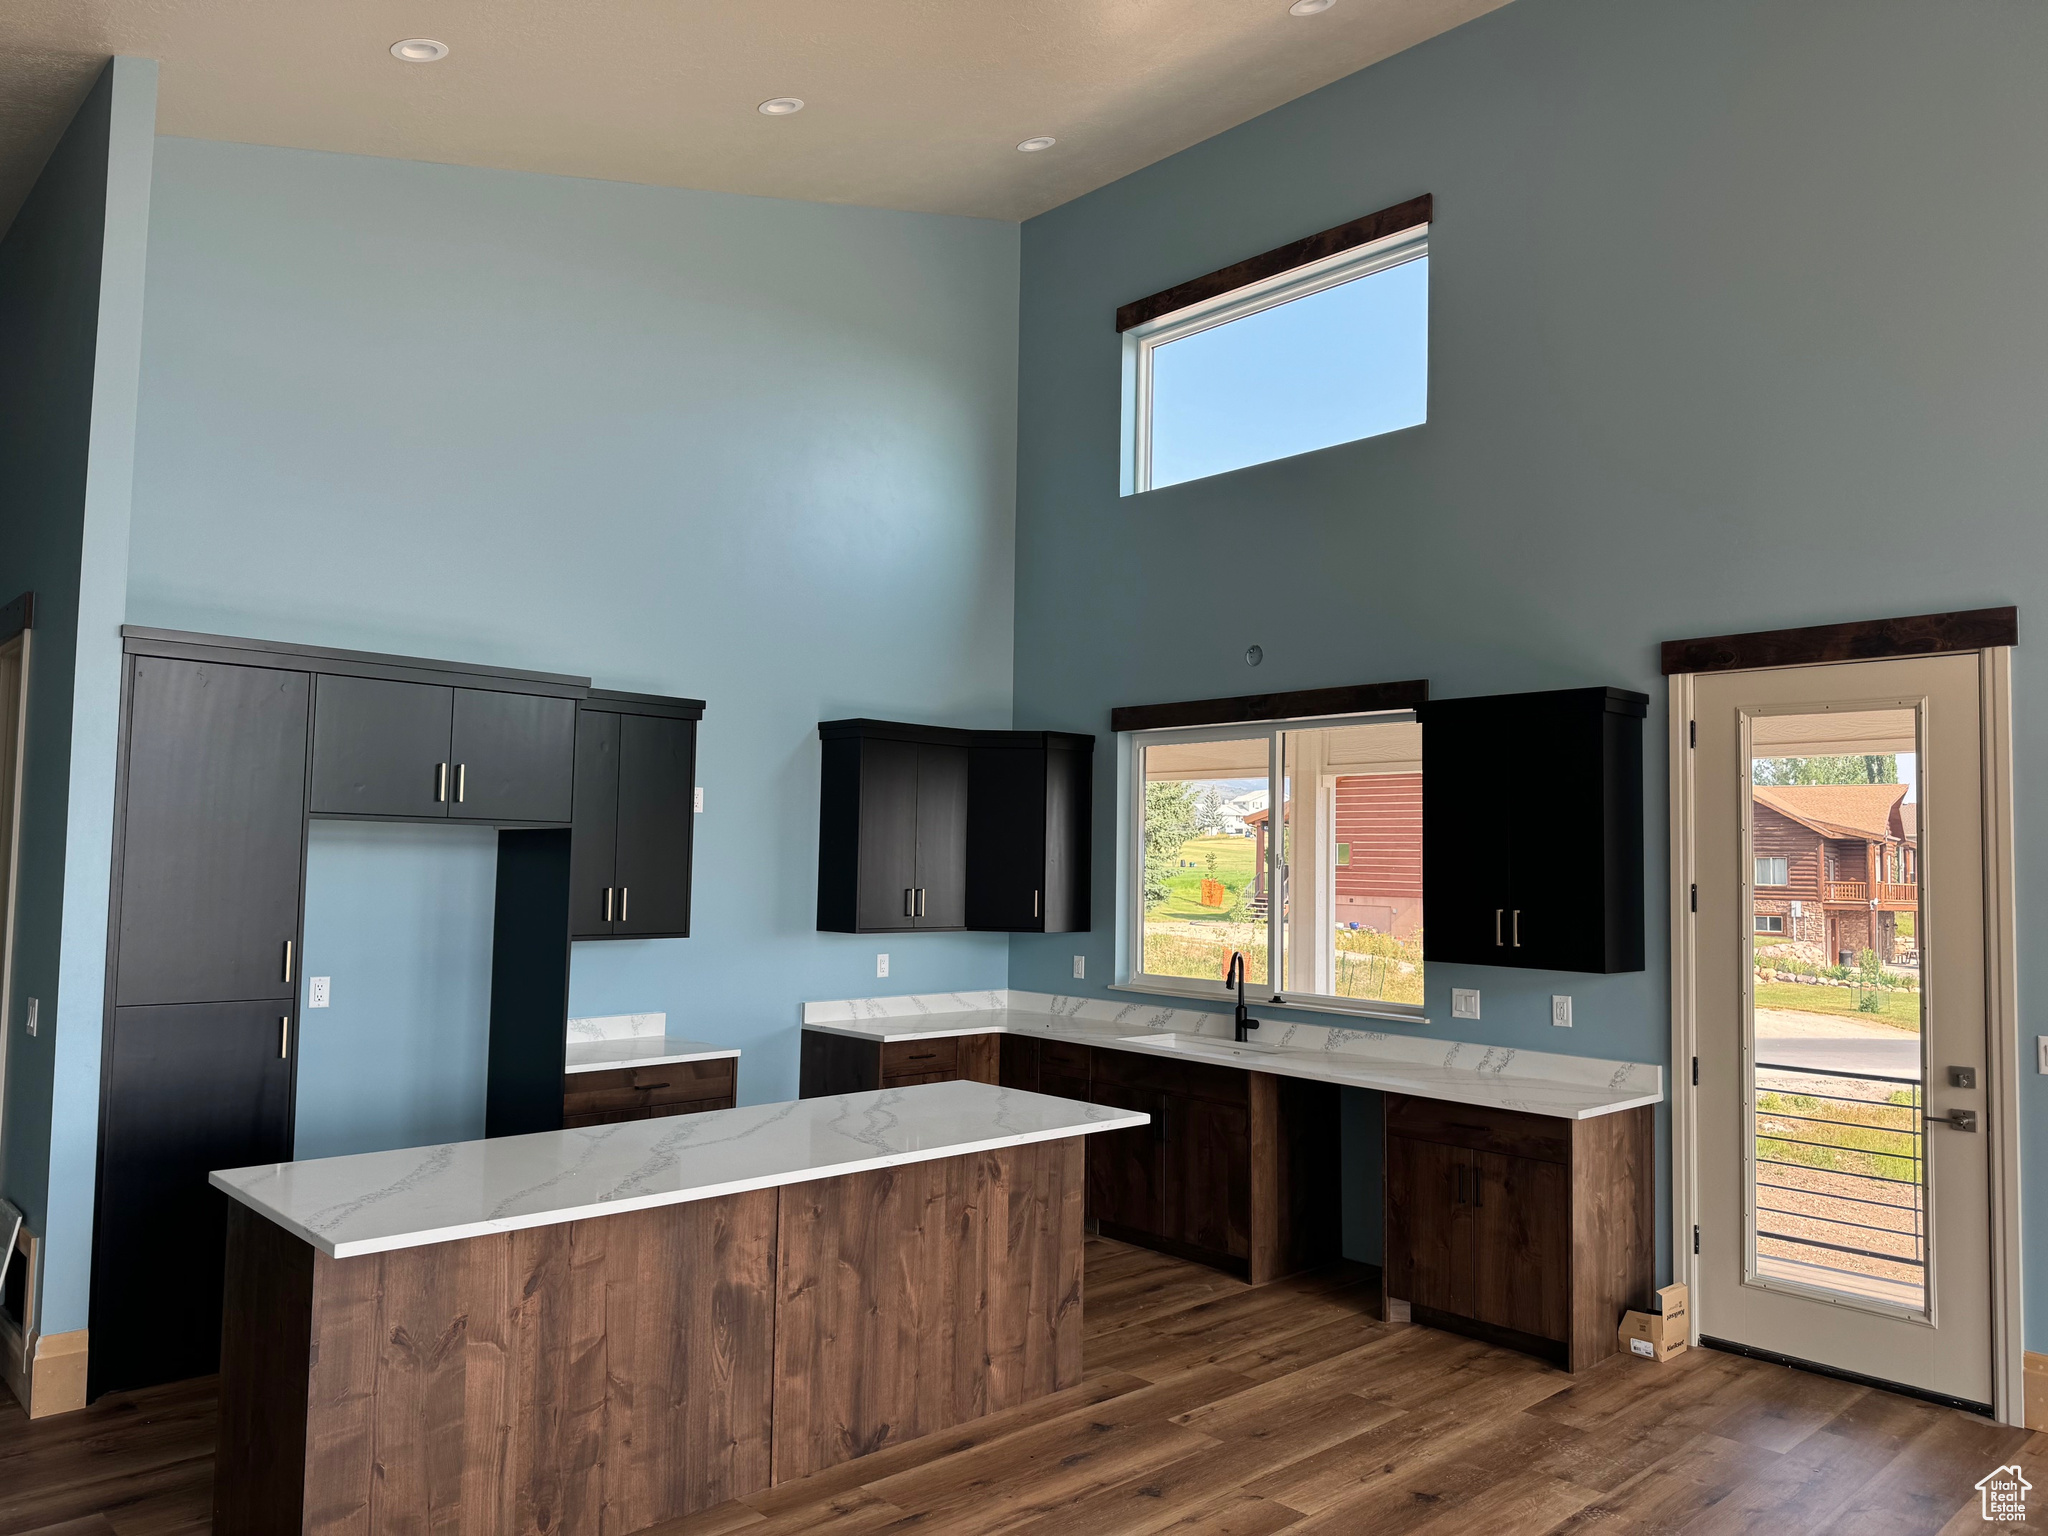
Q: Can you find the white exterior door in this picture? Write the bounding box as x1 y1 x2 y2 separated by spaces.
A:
1690 653 1993 1409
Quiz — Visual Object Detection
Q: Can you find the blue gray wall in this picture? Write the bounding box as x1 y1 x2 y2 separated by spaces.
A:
0 58 157 1340
293 822 499 1161
1011 0 2048 1319
124 141 1020 1202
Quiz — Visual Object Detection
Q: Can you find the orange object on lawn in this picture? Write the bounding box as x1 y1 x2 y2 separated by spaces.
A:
1199 879 1226 908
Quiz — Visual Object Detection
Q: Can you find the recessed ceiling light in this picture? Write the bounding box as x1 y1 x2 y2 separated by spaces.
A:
1289 0 1334 13
390 38 449 62
758 97 805 116
1017 136 1057 153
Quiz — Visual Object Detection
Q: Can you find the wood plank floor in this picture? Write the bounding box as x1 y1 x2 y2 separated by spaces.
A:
2 1238 2035 1535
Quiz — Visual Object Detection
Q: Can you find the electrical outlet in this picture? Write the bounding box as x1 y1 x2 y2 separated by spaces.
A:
308 976 331 1009
24 997 37 1037
694 787 704 812
1073 955 1086 980
877 953 889 979
1551 995 1572 1028
1451 988 1480 1020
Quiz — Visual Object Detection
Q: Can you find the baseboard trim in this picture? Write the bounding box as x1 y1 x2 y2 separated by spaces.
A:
1 1326 88 1419
2023 1351 2048 1430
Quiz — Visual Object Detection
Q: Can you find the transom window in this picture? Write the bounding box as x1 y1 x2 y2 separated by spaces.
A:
1122 224 1429 494
1123 712 1423 1018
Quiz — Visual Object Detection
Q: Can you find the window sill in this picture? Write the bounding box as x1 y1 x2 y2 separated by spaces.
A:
1108 978 1430 1029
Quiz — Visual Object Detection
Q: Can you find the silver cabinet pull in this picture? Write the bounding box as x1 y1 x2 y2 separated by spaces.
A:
279 1016 290 1060
604 887 614 922
455 763 466 803
1495 910 1504 946
436 762 449 802
905 888 915 918
916 887 926 918
283 938 294 984
1512 910 1521 948
620 887 628 922
1033 889 1041 919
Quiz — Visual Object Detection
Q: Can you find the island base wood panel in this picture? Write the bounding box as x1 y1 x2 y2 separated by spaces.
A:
214 1141 1084 1536
771 1137 1084 1482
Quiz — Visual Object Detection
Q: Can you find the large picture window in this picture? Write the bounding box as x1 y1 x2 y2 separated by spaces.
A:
1125 712 1423 1018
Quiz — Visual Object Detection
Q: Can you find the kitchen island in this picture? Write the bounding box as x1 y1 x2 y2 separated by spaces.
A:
209 1080 1144 1535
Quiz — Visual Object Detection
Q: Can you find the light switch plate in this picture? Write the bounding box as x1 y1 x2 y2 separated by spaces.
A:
1451 988 1480 1020
1073 955 1086 979
1551 995 1572 1028
876 954 889 978
308 976 331 1009
694 787 704 813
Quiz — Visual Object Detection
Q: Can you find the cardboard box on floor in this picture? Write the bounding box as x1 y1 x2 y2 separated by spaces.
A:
1619 1283 1690 1362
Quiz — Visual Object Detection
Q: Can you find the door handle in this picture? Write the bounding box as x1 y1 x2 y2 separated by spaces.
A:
436 762 448 802
916 887 926 918
282 938 294 985
1033 889 1041 919
1932 1108 1979 1132
455 763 466 803
1495 910 1504 947
279 1016 290 1060
604 887 614 922
906 888 915 918
619 887 628 923
1512 910 1521 948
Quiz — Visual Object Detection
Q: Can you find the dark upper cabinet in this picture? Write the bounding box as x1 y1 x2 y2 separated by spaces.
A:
817 722 971 933
966 733 1093 933
571 692 702 940
818 720 1095 935
309 675 454 818
91 1000 295 1396
310 674 576 824
115 658 309 1008
450 688 576 823
1419 686 1646 973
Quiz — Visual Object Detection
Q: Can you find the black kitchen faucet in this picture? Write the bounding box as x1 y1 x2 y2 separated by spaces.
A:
1225 950 1262 1043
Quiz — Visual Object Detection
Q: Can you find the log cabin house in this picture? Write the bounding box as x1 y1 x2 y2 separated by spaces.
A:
1751 782 1918 965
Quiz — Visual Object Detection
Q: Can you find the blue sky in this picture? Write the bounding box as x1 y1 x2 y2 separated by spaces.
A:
1150 255 1428 490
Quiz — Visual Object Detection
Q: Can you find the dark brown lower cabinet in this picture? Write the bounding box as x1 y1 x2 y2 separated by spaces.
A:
1000 1042 1337 1286
1383 1093 1650 1372
797 1029 999 1096
562 1059 737 1127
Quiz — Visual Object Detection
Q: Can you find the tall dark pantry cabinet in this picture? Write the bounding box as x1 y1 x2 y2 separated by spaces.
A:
89 628 703 1399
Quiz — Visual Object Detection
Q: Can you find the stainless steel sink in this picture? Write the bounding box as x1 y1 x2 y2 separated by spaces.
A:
1120 1032 1282 1056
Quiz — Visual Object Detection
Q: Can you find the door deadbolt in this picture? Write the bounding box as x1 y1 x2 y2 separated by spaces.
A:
1947 1065 1977 1090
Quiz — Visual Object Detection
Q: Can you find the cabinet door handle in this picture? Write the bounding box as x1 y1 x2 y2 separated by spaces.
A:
1033 889 1041 919
283 938 294 985
455 763 466 804
1494 909 1504 947
619 887 629 922
436 762 449 802
1512 910 1521 948
279 1016 290 1060
604 887 614 922
906 888 915 918
916 887 926 918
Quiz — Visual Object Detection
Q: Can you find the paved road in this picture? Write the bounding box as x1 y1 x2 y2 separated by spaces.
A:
1754 1036 1921 1081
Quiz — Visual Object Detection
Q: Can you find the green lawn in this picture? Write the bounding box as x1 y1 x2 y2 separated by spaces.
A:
1156 834 1259 922
1754 981 1921 1031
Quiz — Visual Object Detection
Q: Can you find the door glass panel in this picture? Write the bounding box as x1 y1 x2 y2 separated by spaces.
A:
1137 736 1269 984
1747 708 1926 1312
1279 718 1424 1007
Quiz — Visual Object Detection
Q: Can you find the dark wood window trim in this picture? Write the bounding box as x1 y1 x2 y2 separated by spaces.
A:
0 591 33 645
1111 679 1427 735
1661 607 2016 676
1114 194 1432 334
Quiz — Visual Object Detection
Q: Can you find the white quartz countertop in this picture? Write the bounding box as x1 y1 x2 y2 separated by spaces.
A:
563 1035 738 1074
803 1006 1662 1120
210 1080 1144 1258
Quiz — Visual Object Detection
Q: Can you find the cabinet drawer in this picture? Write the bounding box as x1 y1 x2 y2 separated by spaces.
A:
563 1060 735 1117
564 1095 734 1130
1385 1094 1570 1164
1042 1039 1091 1078
1091 1046 1247 1106
880 1069 954 1090
881 1037 959 1078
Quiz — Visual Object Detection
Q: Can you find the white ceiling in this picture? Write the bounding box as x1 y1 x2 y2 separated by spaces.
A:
0 0 1507 233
